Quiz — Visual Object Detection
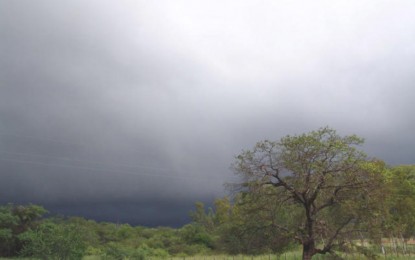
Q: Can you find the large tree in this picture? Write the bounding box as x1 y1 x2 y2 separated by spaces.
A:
232 127 385 260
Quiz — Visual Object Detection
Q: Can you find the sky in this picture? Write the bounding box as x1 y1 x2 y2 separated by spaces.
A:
1 0 415 227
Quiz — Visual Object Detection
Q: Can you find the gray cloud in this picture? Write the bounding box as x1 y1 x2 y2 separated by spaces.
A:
1 0 414 226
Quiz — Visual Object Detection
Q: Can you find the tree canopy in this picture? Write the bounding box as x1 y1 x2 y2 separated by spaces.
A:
232 127 386 259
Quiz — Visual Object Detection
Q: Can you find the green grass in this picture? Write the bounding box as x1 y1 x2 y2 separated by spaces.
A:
83 253 415 260
153 254 415 260
5 255 415 260
6 248 415 260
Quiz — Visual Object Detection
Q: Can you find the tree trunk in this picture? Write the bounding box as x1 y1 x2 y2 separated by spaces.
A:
302 251 313 260
302 241 316 260
302 250 314 260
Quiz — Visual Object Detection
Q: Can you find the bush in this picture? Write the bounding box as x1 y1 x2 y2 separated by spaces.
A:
102 243 169 260
19 221 86 259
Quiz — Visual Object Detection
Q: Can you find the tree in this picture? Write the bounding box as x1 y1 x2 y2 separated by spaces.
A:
189 202 215 231
0 204 47 257
382 165 415 255
19 220 86 260
232 127 386 260
385 166 415 237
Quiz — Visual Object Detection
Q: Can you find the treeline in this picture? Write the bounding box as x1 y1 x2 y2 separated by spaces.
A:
0 204 213 259
0 165 414 259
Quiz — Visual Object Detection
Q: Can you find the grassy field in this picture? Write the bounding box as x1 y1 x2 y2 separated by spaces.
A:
130 246 415 260
5 244 415 260
88 254 415 260
4 254 415 260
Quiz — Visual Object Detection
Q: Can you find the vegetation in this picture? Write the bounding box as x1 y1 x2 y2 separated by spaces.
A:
0 127 414 259
231 127 386 259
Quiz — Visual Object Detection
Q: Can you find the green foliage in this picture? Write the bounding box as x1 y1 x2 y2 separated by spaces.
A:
19 221 86 260
102 242 133 260
189 202 215 231
232 127 387 259
189 195 294 255
0 204 47 257
102 243 169 260
180 224 214 248
384 165 415 238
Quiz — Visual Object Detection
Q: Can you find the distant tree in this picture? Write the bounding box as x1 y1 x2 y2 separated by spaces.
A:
180 223 214 249
385 166 415 236
0 204 46 257
381 165 415 255
19 220 86 260
232 127 386 260
66 217 101 251
0 206 17 256
189 202 215 231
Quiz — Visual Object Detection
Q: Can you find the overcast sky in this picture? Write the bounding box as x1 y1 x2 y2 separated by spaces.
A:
1 0 414 226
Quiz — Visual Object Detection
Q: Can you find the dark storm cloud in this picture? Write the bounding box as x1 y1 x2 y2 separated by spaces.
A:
44 198 207 227
1 0 415 226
